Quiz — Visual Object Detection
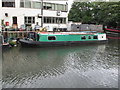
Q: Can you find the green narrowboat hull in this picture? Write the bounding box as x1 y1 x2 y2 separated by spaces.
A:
19 32 107 47
19 39 107 47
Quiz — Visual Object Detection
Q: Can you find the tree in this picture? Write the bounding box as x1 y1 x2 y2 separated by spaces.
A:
68 1 120 28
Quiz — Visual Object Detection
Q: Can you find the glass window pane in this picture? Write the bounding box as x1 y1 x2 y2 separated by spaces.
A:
88 36 92 39
64 18 66 24
46 17 49 23
32 1 41 9
25 0 31 8
48 36 56 40
54 17 56 23
60 18 62 24
2 0 15 7
60 4 63 11
24 17 35 24
56 18 59 23
52 4 55 10
63 5 66 11
2 0 15 2
33 17 35 23
55 4 58 10
57 4 61 11
43 2 46 9
65 4 68 11
48 17 51 23
28 17 31 23
20 0 24 7
24 17 27 23
44 17 46 23
81 36 86 40
46 3 52 10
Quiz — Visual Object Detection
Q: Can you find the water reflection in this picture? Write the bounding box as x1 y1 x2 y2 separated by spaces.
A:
0 46 2 89
2 41 118 88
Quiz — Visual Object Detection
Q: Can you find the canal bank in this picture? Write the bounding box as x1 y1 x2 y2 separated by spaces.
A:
2 38 119 88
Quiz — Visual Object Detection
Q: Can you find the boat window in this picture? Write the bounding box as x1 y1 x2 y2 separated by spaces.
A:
48 36 56 40
93 36 98 39
81 36 86 40
88 36 91 39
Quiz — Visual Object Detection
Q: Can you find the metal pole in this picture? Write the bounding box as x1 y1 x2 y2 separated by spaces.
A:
41 0 43 27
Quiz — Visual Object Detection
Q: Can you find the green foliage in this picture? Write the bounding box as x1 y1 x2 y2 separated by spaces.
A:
68 1 120 28
1 19 5 27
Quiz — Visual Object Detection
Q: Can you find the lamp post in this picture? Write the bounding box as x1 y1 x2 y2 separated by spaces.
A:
41 0 43 27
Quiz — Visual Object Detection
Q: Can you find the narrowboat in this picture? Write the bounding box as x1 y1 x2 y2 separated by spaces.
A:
104 28 120 33
19 32 107 47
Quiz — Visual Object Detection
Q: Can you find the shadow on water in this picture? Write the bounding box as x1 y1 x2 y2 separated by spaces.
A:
2 40 118 88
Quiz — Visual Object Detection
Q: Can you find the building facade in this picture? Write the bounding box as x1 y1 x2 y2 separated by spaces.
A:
0 0 68 31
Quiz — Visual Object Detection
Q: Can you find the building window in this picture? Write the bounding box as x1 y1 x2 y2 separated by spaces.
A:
56 18 59 23
43 2 46 9
47 17 51 23
65 4 68 11
62 5 65 11
57 4 61 11
46 3 52 10
63 18 66 24
43 2 52 10
2 0 15 7
20 0 41 9
25 0 31 8
44 17 47 23
55 4 58 11
59 18 63 24
19 1 68 11
52 4 55 10
43 3 68 11
93 36 98 39
53 17 56 23
81 36 86 40
20 0 31 8
48 36 56 40
32 1 41 9
44 17 66 24
28 17 32 23
24 17 35 24
20 0 24 7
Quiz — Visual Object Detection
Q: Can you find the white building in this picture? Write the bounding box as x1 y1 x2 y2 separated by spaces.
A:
0 0 68 31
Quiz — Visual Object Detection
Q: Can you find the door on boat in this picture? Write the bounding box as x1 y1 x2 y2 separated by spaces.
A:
36 34 40 41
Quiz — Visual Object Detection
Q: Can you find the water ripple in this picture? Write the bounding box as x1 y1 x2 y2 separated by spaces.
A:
2 39 118 88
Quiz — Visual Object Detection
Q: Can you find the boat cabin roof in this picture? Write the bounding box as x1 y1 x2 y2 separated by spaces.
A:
37 32 103 35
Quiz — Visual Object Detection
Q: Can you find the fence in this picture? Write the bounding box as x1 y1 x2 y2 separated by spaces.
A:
68 24 103 32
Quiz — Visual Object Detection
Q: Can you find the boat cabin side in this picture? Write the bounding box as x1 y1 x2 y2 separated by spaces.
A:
35 33 107 42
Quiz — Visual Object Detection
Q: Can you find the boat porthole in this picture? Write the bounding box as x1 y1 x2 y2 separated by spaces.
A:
88 36 91 39
81 36 86 40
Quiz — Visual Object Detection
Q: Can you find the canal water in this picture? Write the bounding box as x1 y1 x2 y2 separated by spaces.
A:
2 38 119 88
